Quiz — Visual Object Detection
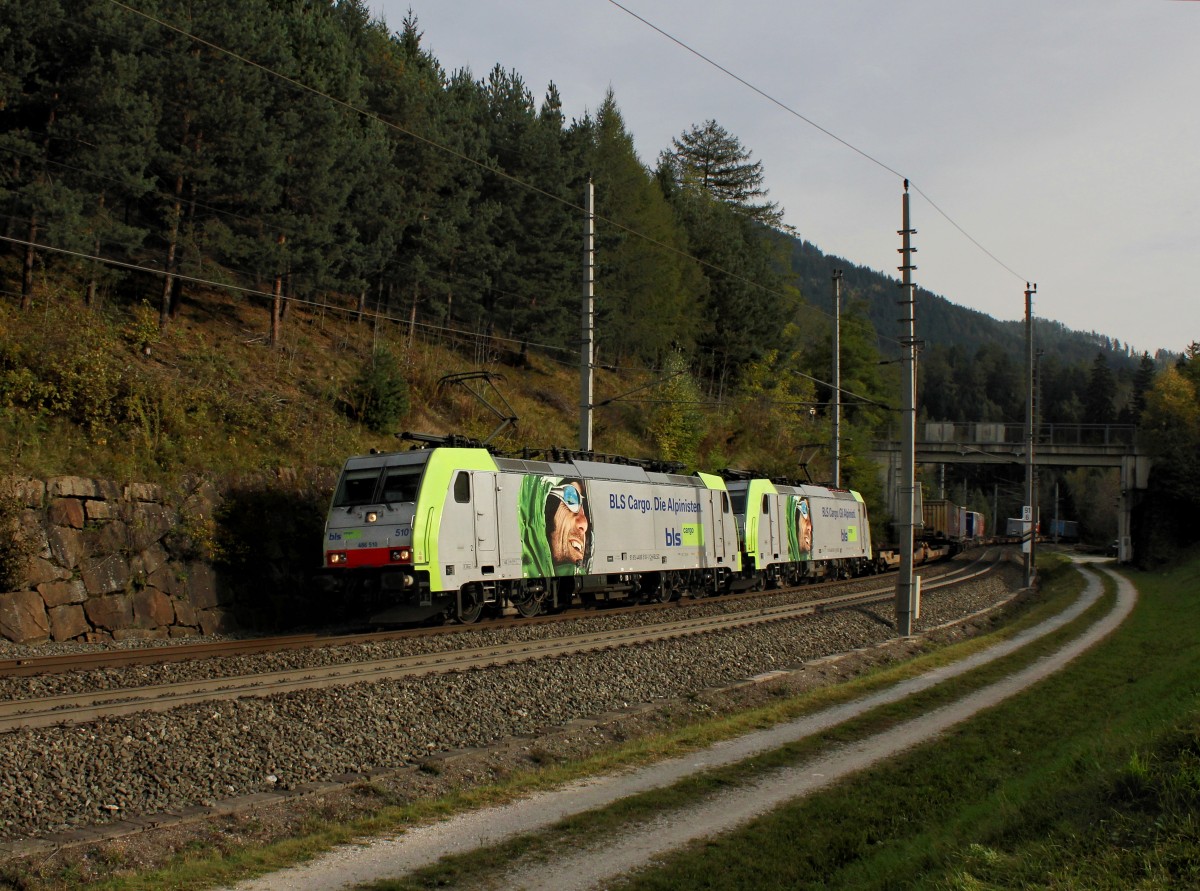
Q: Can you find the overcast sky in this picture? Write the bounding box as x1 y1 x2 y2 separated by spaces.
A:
371 1 1197 358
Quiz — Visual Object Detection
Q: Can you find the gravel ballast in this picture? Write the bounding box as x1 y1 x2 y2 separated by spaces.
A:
0 564 1022 849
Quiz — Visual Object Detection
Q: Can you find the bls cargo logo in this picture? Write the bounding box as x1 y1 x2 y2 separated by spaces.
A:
665 524 704 546
840 526 858 542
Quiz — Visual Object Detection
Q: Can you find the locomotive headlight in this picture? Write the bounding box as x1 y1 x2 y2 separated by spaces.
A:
389 546 412 563
365 511 378 523
327 551 348 566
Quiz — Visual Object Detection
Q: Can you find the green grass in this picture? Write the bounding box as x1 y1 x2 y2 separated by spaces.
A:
595 557 1200 891
351 553 1199 891
356 556 1109 890
11 556 1193 891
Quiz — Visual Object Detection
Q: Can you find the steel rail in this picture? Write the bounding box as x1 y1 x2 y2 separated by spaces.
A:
0 553 982 679
0 553 1001 734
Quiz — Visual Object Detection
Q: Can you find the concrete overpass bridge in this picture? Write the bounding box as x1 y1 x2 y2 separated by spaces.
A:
873 422 1152 561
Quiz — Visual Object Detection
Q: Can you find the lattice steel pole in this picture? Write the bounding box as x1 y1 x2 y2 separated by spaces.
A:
895 182 918 636
580 176 595 452
1024 282 1038 588
832 270 843 488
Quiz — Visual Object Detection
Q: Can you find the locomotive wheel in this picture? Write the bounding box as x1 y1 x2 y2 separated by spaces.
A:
656 573 682 603
457 584 484 624
511 581 544 618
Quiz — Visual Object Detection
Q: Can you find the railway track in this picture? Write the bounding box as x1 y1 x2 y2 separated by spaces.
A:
0 551 1002 733
0 552 982 680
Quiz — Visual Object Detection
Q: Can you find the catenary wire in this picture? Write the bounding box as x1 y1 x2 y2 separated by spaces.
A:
604 0 1029 285
0 233 579 361
3 230 894 411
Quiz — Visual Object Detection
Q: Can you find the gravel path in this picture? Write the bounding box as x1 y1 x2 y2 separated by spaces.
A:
225 559 1132 891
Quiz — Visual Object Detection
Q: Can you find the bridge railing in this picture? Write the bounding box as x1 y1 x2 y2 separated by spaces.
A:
920 422 1136 448
1038 423 1137 447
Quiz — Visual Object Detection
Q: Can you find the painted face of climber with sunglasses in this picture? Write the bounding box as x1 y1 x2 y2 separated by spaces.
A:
547 480 590 566
796 496 812 555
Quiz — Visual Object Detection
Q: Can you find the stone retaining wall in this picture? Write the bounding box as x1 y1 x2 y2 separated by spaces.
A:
1 476 233 645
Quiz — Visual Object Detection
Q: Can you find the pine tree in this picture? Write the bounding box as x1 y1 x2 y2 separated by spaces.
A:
429 68 498 333
144 0 262 329
488 78 579 354
1084 351 1116 424
1130 352 1157 423
666 119 782 227
59 48 157 307
264 0 380 345
663 180 793 395
0 0 79 308
378 16 488 338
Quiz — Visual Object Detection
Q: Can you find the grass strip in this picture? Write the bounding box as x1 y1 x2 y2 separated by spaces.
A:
606 557 1200 890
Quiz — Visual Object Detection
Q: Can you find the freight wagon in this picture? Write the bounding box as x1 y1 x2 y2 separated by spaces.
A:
922 499 985 550
1046 518 1080 541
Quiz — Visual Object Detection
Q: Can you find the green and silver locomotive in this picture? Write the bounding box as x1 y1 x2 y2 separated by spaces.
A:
324 435 742 623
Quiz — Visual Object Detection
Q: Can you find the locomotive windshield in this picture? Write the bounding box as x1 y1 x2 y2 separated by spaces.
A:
381 467 421 503
332 465 422 507
333 468 381 507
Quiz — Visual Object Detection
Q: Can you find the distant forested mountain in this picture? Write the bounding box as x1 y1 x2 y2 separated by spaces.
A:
786 239 1167 424
788 238 1153 367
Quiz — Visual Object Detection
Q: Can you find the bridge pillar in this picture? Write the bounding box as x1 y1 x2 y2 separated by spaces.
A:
1118 458 1131 563
1117 455 1153 563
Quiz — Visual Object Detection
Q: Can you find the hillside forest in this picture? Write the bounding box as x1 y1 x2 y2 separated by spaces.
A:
2 0 1198 569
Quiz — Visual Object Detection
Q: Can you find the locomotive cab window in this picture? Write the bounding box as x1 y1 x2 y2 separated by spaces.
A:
382 468 421 503
762 494 770 514
333 468 381 507
453 471 471 503
722 492 730 513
